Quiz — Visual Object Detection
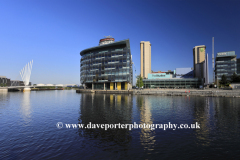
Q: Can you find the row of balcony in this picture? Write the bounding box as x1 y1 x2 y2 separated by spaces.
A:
81 56 130 65
81 61 131 68
80 64 131 71
216 60 236 64
81 49 130 60
80 69 132 74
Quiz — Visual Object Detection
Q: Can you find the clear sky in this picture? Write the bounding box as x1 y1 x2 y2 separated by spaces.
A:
0 0 239 85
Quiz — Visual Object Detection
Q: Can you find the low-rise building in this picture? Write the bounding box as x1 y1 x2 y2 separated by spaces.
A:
148 71 174 79
175 68 194 78
0 76 11 86
143 78 203 89
143 68 202 88
0 76 28 86
11 80 26 86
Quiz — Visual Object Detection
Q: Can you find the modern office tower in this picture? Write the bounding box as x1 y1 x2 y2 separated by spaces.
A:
140 41 151 79
215 51 237 81
193 45 206 78
80 37 133 90
237 58 240 75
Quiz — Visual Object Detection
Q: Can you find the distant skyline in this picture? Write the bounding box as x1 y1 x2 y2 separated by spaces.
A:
0 0 239 84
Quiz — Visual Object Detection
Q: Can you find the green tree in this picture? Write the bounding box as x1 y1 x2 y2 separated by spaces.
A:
220 74 228 86
237 75 240 82
231 72 238 83
136 75 144 88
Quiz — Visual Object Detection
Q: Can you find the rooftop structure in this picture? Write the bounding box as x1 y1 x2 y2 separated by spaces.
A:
99 36 115 46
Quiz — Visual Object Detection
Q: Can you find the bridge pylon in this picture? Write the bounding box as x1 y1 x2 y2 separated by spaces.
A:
20 60 33 92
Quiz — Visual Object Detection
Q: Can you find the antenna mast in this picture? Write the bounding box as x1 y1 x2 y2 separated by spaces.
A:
212 37 214 83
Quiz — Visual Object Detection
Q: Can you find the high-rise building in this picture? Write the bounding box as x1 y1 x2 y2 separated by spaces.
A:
193 45 206 78
215 51 237 81
140 41 151 79
80 37 133 90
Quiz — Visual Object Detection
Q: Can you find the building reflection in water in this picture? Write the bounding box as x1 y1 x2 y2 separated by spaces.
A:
136 95 156 151
192 97 211 146
20 91 32 125
192 96 240 147
213 97 240 138
0 91 8 110
78 93 133 146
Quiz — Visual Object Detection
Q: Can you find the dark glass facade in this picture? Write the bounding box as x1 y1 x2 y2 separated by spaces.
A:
215 51 237 81
80 39 133 90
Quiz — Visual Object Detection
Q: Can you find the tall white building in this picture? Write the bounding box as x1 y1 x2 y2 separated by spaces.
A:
140 41 151 79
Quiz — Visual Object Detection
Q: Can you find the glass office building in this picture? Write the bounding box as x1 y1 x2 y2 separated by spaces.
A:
80 38 133 90
143 78 203 89
215 51 237 81
143 68 202 88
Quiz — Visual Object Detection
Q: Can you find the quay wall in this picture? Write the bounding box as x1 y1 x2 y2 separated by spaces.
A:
133 89 240 97
76 89 133 94
76 89 240 97
0 87 8 92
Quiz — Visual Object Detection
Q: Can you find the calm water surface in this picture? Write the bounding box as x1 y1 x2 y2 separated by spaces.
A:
1 90 240 159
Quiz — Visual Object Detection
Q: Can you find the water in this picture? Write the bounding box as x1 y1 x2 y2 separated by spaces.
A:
1 90 240 159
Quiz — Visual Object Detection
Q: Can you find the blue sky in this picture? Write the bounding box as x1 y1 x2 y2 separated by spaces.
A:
0 0 239 85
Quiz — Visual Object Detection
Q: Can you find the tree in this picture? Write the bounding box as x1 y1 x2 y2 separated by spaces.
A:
220 74 228 86
136 75 144 88
237 75 240 82
231 72 238 83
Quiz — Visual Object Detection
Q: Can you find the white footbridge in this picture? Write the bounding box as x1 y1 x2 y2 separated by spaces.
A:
8 60 33 91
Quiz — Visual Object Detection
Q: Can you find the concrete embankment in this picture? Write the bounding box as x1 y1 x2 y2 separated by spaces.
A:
76 89 240 97
31 88 64 91
0 87 8 92
76 89 133 94
133 89 240 97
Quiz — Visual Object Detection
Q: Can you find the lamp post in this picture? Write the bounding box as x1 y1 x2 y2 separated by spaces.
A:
139 75 140 89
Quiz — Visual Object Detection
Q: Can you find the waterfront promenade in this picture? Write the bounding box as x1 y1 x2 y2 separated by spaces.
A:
0 87 8 92
76 88 240 97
